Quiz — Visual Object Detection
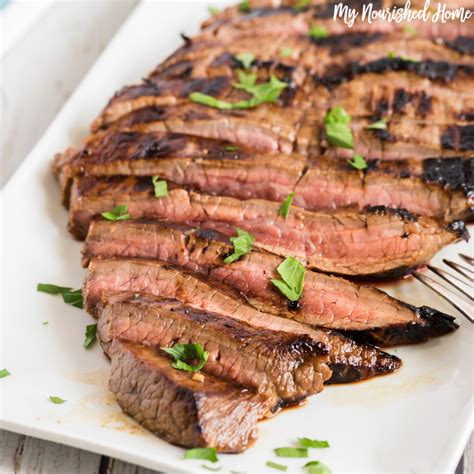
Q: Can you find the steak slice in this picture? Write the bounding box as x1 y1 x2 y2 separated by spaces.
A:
84 257 401 383
69 176 465 278
100 293 328 411
83 220 459 346
108 339 262 452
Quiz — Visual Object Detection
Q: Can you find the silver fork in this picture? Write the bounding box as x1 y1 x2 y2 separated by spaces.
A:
413 253 473 323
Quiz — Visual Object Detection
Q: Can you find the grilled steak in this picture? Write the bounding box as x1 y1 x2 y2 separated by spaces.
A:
83 220 459 346
84 257 401 382
69 176 466 278
108 339 262 452
100 293 329 410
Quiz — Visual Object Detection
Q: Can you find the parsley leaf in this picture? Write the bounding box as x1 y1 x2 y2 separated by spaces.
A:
387 50 395 59
366 119 387 130
298 438 330 448
84 324 97 349
224 228 254 264
184 447 218 462
37 284 83 309
225 145 240 152
280 47 293 58
151 176 168 198
235 52 255 69
304 461 332 474
49 396 66 404
294 0 310 11
309 23 328 39
266 460 288 471
271 257 305 302
189 74 287 110
162 343 209 372
0 369 11 379
347 153 367 170
323 106 354 149
101 205 130 221
278 192 295 219
239 0 250 12
274 447 308 458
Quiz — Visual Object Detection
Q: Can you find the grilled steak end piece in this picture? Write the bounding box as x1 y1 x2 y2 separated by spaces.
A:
109 339 261 452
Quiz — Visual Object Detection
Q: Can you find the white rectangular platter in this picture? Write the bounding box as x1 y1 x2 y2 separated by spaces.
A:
1 2 473 472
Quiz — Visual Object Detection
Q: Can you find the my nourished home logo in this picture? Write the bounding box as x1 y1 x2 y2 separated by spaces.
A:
333 0 473 27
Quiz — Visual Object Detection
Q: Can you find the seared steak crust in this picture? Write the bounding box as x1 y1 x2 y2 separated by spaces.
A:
83 220 459 346
85 257 401 383
109 339 262 452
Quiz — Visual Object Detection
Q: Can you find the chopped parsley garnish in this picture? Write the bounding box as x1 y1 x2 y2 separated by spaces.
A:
298 438 330 448
304 460 332 474
151 176 168 198
387 50 395 59
271 257 305 302
162 343 209 373
274 447 309 458
189 74 287 110
101 204 130 221
266 460 288 471
280 47 293 58
184 447 218 462
224 228 254 264
387 51 419 62
208 6 219 15
402 25 417 35
0 369 11 379
309 23 328 39
294 0 310 11
366 119 387 130
49 396 66 404
84 324 97 349
239 0 250 12
278 192 295 219
37 284 83 309
323 106 354 149
235 52 254 69
347 153 367 170
42 321 49 325
225 145 240 152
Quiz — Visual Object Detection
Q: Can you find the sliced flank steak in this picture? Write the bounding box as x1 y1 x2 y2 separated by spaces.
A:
83 220 459 346
69 176 466 278
84 257 401 383
109 339 262 452
100 293 329 411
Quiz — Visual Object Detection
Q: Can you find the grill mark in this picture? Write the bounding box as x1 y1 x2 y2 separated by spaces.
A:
441 125 474 151
446 36 474 55
393 89 412 114
364 205 418 222
309 32 383 53
459 112 474 121
417 92 433 117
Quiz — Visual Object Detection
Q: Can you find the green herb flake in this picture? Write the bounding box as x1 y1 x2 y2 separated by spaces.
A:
323 106 354 149
42 321 49 325
225 145 240 152
309 23 328 39
0 369 11 379
271 256 305 302
84 324 97 349
151 176 168 198
235 52 255 69
208 6 219 15
224 228 255 264
366 119 387 130
401 54 421 63
101 204 130 221
278 192 295 219
294 0 310 11
49 396 66 404
202 465 222 472
163 343 209 373
387 50 395 59
183 447 218 462
402 24 417 35
298 437 330 448
37 284 83 309
239 0 250 12
266 460 288 471
347 153 367 170
304 460 332 474
190 74 287 110
274 447 308 458
280 47 293 58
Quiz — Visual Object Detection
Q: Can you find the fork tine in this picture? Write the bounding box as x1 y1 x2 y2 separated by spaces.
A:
427 265 474 301
442 259 474 282
459 253 474 267
413 272 473 323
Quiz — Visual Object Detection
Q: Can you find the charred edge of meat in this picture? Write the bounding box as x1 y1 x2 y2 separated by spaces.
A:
441 125 474 152
343 305 459 347
240 6 296 20
309 32 383 53
447 220 470 241
446 36 474 55
336 265 416 281
364 205 417 222
422 158 474 194
318 58 469 89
